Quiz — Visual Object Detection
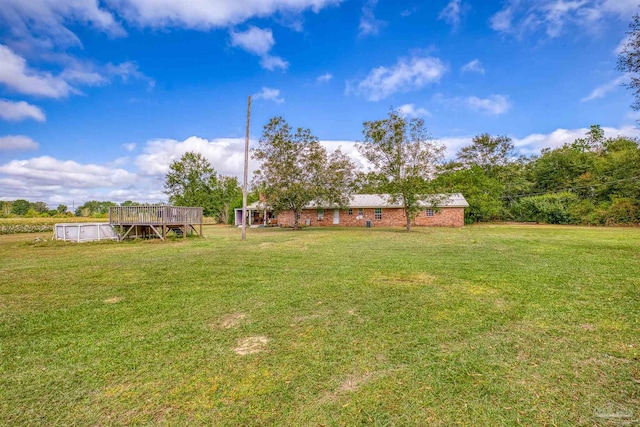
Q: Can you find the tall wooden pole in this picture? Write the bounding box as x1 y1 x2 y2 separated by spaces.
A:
242 96 251 241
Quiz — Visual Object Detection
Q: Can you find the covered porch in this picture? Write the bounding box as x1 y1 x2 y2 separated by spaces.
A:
234 201 277 227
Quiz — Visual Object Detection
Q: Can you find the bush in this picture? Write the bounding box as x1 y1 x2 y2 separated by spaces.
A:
603 198 639 225
518 192 578 224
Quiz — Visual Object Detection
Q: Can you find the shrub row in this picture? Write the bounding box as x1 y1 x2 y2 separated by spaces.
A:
514 193 640 225
0 224 54 235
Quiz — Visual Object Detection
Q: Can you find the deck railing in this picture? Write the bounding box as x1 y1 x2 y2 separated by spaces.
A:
108 206 203 225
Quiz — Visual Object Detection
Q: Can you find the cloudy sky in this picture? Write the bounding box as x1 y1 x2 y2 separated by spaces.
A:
0 0 638 207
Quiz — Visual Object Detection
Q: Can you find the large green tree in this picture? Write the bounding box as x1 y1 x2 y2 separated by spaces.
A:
357 109 445 231
164 152 217 216
213 175 242 225
252 116 355 229
456 133 516 174
618 12 640 110
74 201 117 217
11 200 30 216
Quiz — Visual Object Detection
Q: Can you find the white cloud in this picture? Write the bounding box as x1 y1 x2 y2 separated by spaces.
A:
490 6 514 32
230 26 288 70
581 74 629 101
317 73 333 83
260 55 289 71
359 0 385 37
0 135 363 205
122 143 137 152
0 44 74 98
230 26 275 56
59 60 154 87
105 61 155 85
439 0 464 28
0 156 135 188
461 59 485 75
439 125 640 159
0 0 124 48
112 0 342 29
349 54 448 101
0 45 152 99
513 125 640 155
489 0 635 39
437 136 475 159
253 87 285 103
466 95 511 115
615 34 630 55
134 136 257 179
0 0 341 49
0 100 46 122
0 135 39 151
398 103 431 118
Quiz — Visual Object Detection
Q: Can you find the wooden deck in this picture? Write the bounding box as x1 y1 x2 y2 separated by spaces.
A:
108 206 203 241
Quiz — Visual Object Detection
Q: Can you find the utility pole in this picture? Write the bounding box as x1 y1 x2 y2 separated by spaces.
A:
242 96 251 241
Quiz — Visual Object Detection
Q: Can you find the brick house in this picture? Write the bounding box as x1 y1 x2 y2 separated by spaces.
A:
237 194 469 228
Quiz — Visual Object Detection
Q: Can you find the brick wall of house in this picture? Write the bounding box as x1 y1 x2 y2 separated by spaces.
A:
277 207 464 227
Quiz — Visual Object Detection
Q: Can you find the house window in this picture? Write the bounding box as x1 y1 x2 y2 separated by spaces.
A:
348 208 353 215
317 208 324 220
358 208 364 216
374 208 382 220
296 212 301 220
425 209 434 217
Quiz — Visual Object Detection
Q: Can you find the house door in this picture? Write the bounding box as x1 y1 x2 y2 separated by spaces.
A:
333 209 340 225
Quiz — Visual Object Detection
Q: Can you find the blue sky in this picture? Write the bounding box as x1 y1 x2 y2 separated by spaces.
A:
0 0 638 207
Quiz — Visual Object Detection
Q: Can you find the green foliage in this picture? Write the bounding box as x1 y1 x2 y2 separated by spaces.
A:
11 199 30 216
253 116 355 229
436 165 506 223
0 201 12 216
440 125 640 226
164 151 242 223
603 197 639 225
213 175 242 225
358 109 445 231
618 12 640 110
517 192 578 224
74 200 117 217
456 133 516 173
164 152 217 216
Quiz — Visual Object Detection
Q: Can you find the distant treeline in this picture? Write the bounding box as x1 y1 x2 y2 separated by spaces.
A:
430 125 640 225
3 125 638 226
0 200 149 219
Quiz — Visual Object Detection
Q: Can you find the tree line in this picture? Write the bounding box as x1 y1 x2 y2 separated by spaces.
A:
0 200 153 218
1 200 70 218
435 125 640 225
3 118 638 228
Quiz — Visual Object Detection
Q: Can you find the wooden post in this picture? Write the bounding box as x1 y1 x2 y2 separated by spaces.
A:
242 95 251 241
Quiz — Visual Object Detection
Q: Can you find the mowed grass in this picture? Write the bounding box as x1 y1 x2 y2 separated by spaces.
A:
0 225 638 426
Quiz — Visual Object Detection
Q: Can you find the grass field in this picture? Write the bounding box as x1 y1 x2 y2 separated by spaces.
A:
0 225 638 426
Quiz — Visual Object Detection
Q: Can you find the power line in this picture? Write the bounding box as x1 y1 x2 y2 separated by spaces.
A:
501 175 640 200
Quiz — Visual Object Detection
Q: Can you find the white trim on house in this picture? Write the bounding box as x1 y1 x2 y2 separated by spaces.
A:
303 194 469 209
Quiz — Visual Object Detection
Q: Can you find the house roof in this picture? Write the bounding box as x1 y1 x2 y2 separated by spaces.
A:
307 193 469 209
244 194 469 210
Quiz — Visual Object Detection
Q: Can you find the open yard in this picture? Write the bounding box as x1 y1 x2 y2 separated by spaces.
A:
0 225 638 426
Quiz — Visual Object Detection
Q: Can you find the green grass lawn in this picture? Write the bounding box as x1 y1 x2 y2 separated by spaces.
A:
0 225 638 426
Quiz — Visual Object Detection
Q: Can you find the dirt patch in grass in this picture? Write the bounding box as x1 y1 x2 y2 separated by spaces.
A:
104 297 123 304
218 313 247 329
375 272 437 287
234 336 269 355
320 371 388 403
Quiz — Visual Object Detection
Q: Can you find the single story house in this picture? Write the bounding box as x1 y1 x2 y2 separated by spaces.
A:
236 193 469 227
